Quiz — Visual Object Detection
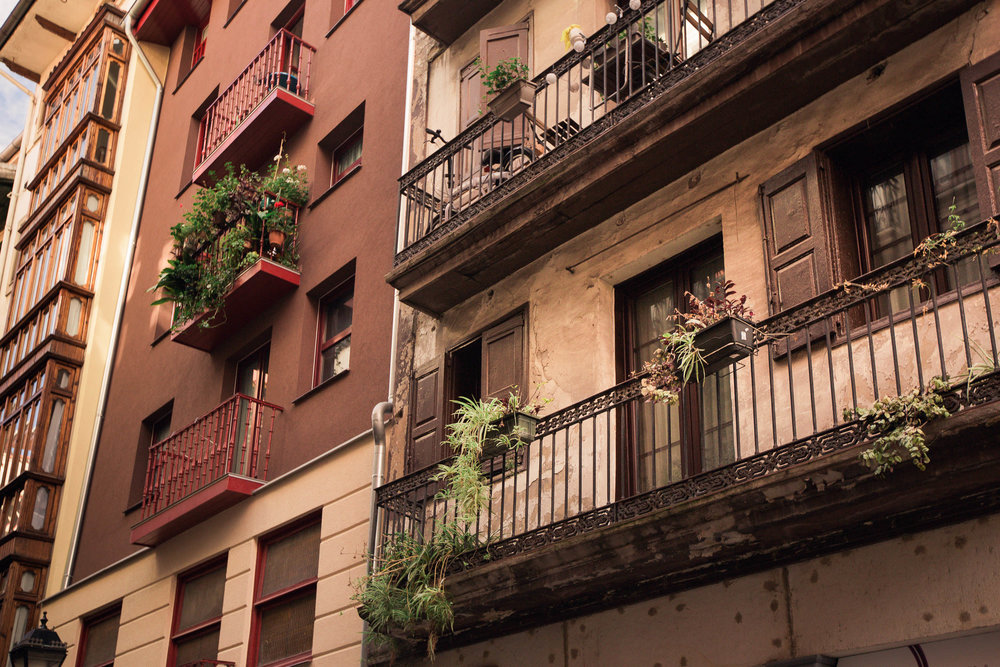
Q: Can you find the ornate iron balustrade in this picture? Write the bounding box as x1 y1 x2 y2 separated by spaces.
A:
195 29 315 169
395 0 788 265
377 218 1000 564
141 394 283 518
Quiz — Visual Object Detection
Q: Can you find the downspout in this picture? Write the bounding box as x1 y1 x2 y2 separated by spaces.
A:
62 0 162 589
361 21 415 666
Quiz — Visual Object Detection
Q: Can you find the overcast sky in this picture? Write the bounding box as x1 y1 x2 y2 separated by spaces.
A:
0 0 35 152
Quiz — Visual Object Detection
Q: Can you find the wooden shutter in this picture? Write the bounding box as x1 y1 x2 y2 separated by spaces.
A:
961 51 1000 269
480 23 530 148
481 312 525 401
761 153 841 352
408 359 447 471
459 59 482 131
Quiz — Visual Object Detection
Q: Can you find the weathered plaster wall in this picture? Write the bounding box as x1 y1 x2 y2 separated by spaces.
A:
407 515 1000 666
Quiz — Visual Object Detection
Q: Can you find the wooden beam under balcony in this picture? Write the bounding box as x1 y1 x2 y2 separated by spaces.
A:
388 0 979 315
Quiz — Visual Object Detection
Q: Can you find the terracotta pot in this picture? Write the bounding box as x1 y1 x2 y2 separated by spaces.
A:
268 230 286 248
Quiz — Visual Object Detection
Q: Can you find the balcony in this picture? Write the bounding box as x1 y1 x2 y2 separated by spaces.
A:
398 0 502 45
389 0 978 314
170 201 301 352
374 219 1000 652
193 30 316 186
130 394 283 546
134 0 211 45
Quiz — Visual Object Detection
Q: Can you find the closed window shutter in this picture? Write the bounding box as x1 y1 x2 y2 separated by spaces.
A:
408 359 446 471
481 312 525 401
761 153 843 352
459 59 483 131
480 23 530 145
961 51 1000 268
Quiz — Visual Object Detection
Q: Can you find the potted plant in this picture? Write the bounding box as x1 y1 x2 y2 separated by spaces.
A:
479 56 534 121
261 200 296 251
640 279 755 405
481 391 548 459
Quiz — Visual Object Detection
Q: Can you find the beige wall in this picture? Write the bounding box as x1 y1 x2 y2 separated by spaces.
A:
43 435 374 667
406 514 1000 666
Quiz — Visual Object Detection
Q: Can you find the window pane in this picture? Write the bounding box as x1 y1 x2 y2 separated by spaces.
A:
81 612 120 667
320 335 350 382
100 61 121 119
260 522 320 598
257 591 316 666
74 220 96 285
322 294 353 342
174 627 220 666
31 486 48 530
335 135 363 178
41 398 64 473
931 142 980 288
178 565 226 632
864 170 913 268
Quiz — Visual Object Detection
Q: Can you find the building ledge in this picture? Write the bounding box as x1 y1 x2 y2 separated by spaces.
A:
130 474 263 547
171 259 300 352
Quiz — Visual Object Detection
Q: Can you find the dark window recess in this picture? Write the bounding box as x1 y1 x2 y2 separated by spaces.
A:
616 240 734 497
317 103 365 190
407 312 526 472
333 130 362 184
128 403 173 508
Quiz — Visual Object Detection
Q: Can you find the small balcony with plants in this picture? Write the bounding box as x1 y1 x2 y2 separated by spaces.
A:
130 392 284 547
391 0 975 315
193 29 316 185
154 157 309 352
364 217 1000 657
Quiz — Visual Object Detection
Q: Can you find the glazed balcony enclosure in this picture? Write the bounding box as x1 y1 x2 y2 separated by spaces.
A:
193 30 315 185
130 393 283 547
389 0 978 314
375 219 1000 649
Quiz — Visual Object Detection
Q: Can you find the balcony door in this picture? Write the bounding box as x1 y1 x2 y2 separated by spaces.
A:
233 344 269 476
617 241 735 497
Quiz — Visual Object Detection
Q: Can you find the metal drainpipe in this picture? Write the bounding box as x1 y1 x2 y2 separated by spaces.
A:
62 0 163 589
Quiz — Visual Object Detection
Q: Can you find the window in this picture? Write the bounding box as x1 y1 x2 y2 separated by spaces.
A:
345 0 359 12
233 344 270 476
191 19 208 67
761 82 987 322
128 403 173 509
170 559 226 667
316 279 353 385
407 312 525 471
78 606 121 667
317 104 364 190
250 519 320 667
616 240 734 496
332 130 362 184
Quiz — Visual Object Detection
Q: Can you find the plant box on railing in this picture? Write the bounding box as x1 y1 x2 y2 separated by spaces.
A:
488 80 536 122
482 410 538 459
693 316 755 376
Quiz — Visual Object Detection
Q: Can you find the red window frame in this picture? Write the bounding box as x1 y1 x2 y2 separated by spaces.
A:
191 18 208 67
314 278 353 386
248 517 320 667
76 605 121 667
331 129 363 184
167 557 227 667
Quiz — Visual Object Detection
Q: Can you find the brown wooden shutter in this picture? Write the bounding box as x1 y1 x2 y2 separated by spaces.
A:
481 312 525 401
480 23 530 148
459 59 482 131
962 51 1000 218
408 359 447 471
961 51 1000 269
761 153 838 312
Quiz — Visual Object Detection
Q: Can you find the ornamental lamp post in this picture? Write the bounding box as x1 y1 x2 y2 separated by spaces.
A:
8 613 68 667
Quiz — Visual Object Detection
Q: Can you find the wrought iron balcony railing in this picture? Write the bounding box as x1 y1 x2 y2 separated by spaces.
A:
377 218 1000 565
141 394 283 518
195 29 315 170
396 0 779 264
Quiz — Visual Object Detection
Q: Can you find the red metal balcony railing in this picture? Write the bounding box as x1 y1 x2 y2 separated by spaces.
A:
195 29 315 170
141 394 283 519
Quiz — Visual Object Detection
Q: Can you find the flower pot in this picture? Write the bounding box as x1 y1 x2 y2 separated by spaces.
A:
488 79 536 122
692 316 755 377
268 229 286 248
482 411 538 459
